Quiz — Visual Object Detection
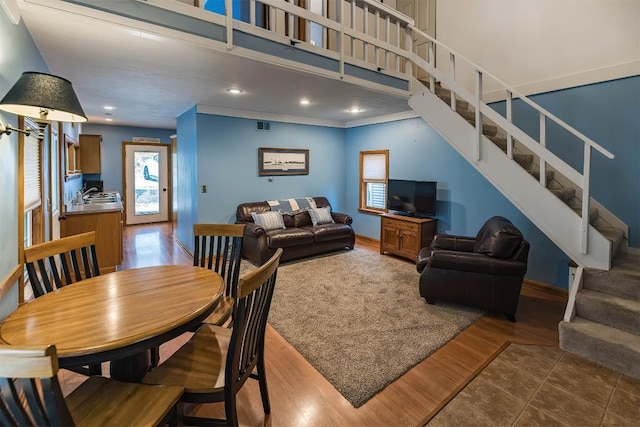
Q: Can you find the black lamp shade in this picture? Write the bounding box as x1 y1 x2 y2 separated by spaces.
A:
0 71 87 123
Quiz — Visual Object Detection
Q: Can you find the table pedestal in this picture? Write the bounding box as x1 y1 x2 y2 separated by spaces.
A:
110 350 151 382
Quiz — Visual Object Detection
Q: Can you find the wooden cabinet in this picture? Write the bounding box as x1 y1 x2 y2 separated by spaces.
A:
64 134 81 179
79 134 102 174
61 210 123 273
380 214 437 262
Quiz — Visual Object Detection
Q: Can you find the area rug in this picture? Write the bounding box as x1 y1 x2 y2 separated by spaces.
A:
264 248 485 408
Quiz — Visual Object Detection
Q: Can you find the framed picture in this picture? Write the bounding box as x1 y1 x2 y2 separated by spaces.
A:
258 147 309 176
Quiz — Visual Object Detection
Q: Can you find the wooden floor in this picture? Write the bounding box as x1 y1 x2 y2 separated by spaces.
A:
110 223 566 426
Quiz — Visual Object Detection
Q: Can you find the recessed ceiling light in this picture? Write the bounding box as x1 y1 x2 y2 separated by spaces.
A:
103 106 116 110
226 88 243 94
300 99 310 105
348 107 363 113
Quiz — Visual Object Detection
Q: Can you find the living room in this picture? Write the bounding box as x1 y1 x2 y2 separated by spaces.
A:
0 0 638 425
1 0 637 292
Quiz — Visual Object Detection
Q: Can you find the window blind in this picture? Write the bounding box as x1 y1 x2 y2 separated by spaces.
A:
362 153 387 181
24 132 41 212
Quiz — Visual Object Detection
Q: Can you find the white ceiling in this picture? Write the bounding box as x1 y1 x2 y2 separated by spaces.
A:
15 0 414 130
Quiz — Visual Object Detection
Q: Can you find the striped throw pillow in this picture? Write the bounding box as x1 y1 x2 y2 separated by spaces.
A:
308 206 334 226
251 211 285 231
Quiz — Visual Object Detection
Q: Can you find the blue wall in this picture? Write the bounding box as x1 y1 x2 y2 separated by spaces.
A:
344 118 569 288
490 76 640 246
176 107 199 251
0 12 49 319
178 114 346 251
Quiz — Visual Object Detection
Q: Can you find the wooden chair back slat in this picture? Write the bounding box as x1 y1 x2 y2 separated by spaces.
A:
24 232 100 298
193 224 245 300
228 248 281 390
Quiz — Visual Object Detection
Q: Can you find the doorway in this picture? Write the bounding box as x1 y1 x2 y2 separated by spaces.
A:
123 143 170 225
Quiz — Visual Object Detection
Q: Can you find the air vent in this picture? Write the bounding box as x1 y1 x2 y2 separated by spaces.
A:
257 121 271 131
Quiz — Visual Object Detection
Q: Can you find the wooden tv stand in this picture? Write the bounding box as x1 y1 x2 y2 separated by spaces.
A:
380 213 437 262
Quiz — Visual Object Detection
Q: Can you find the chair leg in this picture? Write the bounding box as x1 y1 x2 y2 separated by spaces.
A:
224 395 239 427
256 353 270 414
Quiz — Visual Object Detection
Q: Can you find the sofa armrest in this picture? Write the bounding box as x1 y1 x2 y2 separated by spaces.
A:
331 212 353 225
237 221 266 238
431 234 476 252
428 249 527 276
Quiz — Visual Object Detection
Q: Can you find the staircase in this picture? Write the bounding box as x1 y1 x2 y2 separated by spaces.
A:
559 248 640 378
405 34 638 378
408 83 625 270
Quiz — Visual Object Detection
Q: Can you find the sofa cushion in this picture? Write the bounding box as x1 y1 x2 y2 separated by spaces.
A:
305 223 353 242
473 216 523 259
236 201 270 222
266 228 315 248
294 210 312 227
252 211 285 231
308 206 334 226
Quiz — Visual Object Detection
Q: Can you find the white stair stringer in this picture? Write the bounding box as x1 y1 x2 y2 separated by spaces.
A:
409 89 612 270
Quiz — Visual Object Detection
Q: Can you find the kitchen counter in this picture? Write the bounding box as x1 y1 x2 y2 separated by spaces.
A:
61 191 124 273
65 192 123 215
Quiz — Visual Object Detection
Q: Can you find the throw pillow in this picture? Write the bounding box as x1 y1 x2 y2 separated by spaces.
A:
308 206 334 226
251 211 285 231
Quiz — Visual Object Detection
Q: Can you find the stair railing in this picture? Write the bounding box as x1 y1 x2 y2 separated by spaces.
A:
408 26 614 255
564 266 584 322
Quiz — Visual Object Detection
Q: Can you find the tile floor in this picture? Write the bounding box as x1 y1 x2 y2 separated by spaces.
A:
427 343 640 426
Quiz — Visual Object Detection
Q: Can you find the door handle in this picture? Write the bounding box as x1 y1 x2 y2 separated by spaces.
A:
59 215 66 221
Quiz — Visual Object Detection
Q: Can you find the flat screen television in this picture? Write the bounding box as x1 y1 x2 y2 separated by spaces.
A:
387 179 437 217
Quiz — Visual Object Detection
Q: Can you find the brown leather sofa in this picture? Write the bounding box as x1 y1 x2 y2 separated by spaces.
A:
416 216 529 322
236 197 355 265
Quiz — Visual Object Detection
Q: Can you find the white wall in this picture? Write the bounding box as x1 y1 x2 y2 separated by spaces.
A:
436 0 640 100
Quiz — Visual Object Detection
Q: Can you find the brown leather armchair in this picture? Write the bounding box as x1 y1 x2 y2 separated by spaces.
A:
416 216 529 322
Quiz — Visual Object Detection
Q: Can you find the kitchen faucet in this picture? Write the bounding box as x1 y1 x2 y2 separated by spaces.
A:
82 187 99 197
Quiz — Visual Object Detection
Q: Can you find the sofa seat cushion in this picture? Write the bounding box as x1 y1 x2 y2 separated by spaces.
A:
305 223 353 242
266 228 315 249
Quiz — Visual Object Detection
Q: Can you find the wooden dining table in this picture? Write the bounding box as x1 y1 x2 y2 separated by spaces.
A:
0 265 223 382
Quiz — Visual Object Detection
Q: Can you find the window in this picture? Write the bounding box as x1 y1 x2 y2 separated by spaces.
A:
359 150 388 213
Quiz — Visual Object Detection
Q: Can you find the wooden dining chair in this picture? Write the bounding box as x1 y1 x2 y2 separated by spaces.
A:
24 231 100 298
142 248 283 427
193 223 245 326
0 264 22 311
0 344 184 427
23 231 102 376
149 223 246 369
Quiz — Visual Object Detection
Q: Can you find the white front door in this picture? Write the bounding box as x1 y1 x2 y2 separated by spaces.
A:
124 143 169 225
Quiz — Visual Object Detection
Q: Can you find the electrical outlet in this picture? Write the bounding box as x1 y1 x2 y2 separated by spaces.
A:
201 185 207 193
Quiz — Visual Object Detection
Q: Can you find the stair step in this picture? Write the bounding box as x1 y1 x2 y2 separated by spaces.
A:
513 153 533 168
527 169 555 182
575 289 640 335
571 205 599 224
438 94 470 111
487 135 508 151
595 226 626 260
461 115 498 136
559 317 640 379
549 186 575 202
